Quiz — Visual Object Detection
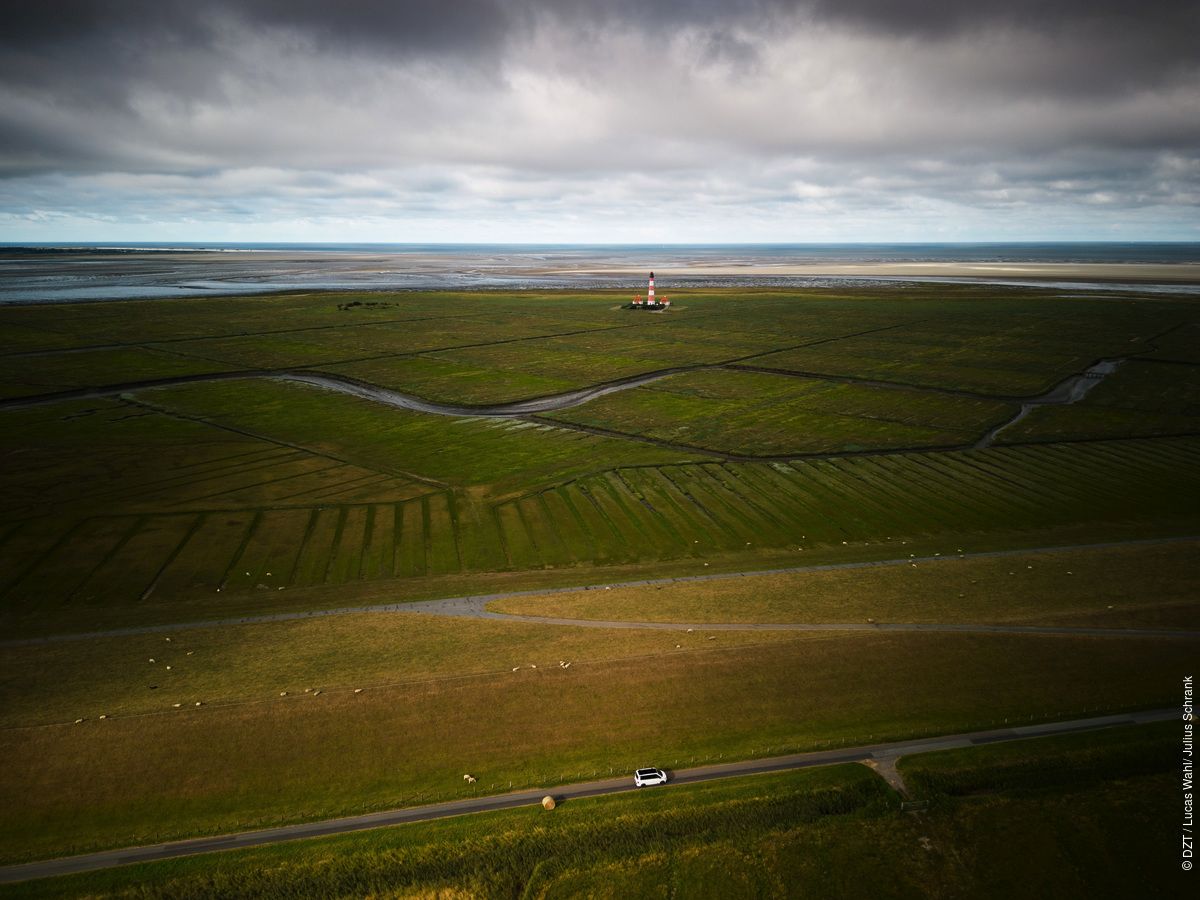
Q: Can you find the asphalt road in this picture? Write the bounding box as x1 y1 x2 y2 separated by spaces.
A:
0 707 1175 885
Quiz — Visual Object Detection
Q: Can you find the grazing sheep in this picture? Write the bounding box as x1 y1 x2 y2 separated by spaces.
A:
530 664 536 669
354 688 363 694
74 718 84 724
195 701 203 706
165 666 171 670
98 715 107 720
512 667 520 672
541 796 556 810
165 637 171 642
562 662 570 669
463 774 476 784
686 628 694 633
172 703 182 708
313 690 322 696
186 651 193 656
149 658 155 663
280 691 288 696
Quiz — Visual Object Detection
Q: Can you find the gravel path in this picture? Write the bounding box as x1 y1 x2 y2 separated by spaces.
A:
5 535 1196 647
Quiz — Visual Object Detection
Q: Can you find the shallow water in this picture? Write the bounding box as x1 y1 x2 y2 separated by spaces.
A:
2 243 1199 303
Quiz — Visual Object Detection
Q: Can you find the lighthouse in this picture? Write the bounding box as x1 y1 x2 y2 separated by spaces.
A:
627 272 670 310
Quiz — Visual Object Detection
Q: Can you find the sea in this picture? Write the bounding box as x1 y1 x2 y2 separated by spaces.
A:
0 242 1198 304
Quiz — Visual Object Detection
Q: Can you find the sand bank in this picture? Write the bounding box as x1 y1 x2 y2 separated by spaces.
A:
541 262 1200 283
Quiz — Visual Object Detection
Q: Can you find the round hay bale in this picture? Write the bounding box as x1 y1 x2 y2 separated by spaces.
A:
541 795 556 811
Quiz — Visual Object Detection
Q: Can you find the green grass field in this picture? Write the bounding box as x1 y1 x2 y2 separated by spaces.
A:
488 539 1200 627
0 723 1182 899
0 620 1190 863
2 287 1197 634
1 285 1197 890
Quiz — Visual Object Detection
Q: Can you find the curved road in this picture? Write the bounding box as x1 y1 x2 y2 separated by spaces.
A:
0 707 1175 885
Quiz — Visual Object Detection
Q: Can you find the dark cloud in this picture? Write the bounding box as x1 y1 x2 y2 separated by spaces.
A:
0 1 1196 238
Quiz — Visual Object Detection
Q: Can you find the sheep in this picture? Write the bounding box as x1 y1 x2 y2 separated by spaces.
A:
562 662 570 669
195 701 203 707
686 628 694 633
280 691 288 697
165 637 171 642
172 703 182 708
313 690 322 696
98 715 107 720
512 667 520 672
149 658 155 663
354 688 363 694
463 774 477 784
74 718 84 724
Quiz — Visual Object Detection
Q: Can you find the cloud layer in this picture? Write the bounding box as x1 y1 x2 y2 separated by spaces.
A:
1 1 1197 240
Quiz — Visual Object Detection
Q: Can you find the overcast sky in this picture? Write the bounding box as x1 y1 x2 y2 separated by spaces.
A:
1 0 1198 242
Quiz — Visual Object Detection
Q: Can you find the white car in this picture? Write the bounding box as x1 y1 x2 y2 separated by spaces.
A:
634 767 668 787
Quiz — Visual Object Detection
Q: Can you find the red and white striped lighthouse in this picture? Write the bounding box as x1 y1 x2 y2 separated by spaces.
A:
647 271 655 304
